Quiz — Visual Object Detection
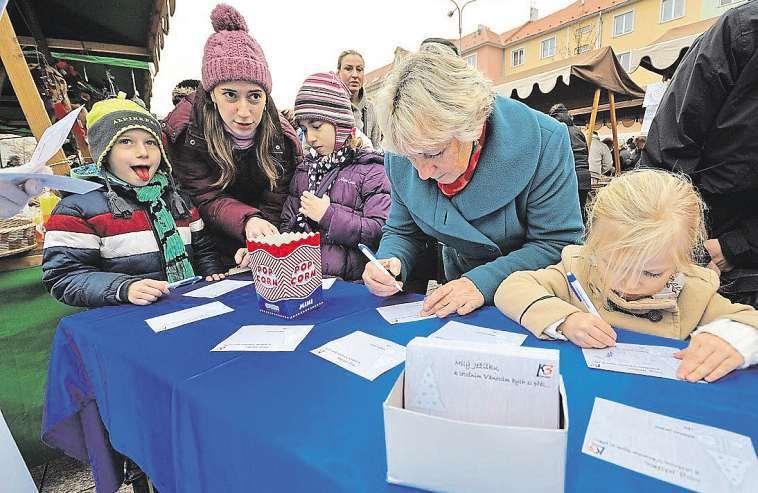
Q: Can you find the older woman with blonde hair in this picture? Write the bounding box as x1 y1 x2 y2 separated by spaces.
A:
362 44 584 317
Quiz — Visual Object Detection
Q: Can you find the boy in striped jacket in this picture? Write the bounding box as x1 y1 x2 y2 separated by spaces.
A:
43 94 225 307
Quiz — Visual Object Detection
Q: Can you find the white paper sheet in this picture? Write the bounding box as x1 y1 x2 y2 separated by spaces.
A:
29 107 85 171
0 172 103 194
583 398 758 492
322 278 337 290
0 107 103 195
376 301 435 324
429 321 527 346
183 279 253 298
145 301 233 332
311 330 406 381
211 324 313 352
582 343 682 380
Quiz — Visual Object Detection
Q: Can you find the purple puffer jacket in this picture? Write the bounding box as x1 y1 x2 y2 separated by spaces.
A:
281 147 390 280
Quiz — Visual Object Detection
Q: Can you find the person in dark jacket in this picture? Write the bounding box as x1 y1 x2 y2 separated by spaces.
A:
163 5 301 266
548 103 590 220
278 72 390 281
641 0 758 307
42 94 225 308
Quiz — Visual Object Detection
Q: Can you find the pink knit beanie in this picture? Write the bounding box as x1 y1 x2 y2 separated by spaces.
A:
201 4 272 93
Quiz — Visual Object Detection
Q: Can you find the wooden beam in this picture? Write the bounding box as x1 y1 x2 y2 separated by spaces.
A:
608 91 621 176
572 98 644 116
17 36 149 59
585 88 601 153
0 10 69 174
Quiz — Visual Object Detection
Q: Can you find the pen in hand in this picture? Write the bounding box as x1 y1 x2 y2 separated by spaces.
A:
357 243 403 293
167 275 203 290
566 272 601 317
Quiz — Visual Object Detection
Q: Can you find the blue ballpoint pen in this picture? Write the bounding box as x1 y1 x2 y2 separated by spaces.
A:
168 275 203 289
566 272 601 317
357 243 403 293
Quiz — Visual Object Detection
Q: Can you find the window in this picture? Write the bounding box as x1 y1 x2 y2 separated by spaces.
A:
511 48 524 67
616 51 631 72
613 11 634 36
465 53 477 68
576 25 592 37
577 44 592 54
540 37 556 59
660 0 685 22
719 0 735 6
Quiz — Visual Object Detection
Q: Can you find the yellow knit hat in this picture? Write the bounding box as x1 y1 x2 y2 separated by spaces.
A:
86 92 168 170
86 92 152 128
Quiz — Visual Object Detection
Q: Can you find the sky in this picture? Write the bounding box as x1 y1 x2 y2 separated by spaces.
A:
150 0 575 116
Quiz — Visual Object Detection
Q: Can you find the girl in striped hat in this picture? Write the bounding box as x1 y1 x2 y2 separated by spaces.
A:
276 72 390 281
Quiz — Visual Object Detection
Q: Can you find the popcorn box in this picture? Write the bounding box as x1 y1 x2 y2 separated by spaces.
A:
246 232 324 319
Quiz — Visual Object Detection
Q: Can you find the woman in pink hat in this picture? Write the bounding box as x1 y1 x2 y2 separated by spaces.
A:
163 3 301 266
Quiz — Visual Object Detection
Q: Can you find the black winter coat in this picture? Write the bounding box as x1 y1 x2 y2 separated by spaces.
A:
641 1 758 269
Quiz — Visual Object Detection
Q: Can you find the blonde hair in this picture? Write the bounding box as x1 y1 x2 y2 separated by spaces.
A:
585 169 707 289
374 43 494 156
337 50 364 70
201 90 283 190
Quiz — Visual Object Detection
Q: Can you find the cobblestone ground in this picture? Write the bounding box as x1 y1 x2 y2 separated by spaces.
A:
29 455 138 492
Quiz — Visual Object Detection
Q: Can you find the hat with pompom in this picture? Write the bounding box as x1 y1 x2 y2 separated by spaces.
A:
201 4 272 93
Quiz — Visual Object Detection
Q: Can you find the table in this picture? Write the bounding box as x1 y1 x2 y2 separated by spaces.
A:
43 275 758 492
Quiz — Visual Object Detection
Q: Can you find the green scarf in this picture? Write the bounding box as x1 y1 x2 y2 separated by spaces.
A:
110 170 195 283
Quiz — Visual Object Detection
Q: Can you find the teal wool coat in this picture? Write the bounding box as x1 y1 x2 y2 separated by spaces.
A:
375 96 584 304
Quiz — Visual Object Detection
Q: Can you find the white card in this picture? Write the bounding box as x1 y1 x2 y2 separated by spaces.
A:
377 301 435 324
582 343 682 380
405 337 560 428
583 398 758 492
322 278 337 290
429 321 527 346
211 324 313 352
145 301 233 332
311 331 406 381
184 279 253 298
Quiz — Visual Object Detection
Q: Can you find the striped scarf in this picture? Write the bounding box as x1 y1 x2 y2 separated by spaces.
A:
111 171 195 283
296 146 356 230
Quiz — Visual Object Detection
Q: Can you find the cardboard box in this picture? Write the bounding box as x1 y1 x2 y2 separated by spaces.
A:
384 371 568 493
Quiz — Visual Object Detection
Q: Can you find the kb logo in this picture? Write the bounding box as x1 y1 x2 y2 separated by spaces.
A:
536 363 555 378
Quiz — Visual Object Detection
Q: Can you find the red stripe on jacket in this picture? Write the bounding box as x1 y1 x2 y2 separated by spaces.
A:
49 206 201 238
46 214 96 234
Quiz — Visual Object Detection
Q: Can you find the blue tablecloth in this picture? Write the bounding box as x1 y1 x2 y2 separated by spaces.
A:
43 277 758 492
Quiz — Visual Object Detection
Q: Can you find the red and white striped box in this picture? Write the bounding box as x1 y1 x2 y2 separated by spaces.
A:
246 232 324 319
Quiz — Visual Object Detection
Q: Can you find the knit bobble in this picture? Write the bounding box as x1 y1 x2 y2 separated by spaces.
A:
210 4 248 33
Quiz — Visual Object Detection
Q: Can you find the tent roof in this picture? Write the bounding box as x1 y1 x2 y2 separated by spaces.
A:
1 0 175 134
629 18 716 77
495 47 645 116
8 0 175 64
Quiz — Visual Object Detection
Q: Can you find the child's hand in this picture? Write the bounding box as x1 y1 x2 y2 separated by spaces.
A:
234 247 252 268
299 191 330 222
205 273 225 282
127 279 169 305
558 312 617 348
674 333 744 382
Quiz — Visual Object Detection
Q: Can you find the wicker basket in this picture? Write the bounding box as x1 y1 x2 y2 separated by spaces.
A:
0 216 37 257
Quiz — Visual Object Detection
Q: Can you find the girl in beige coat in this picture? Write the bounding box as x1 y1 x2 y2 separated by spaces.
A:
495 170 758 383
